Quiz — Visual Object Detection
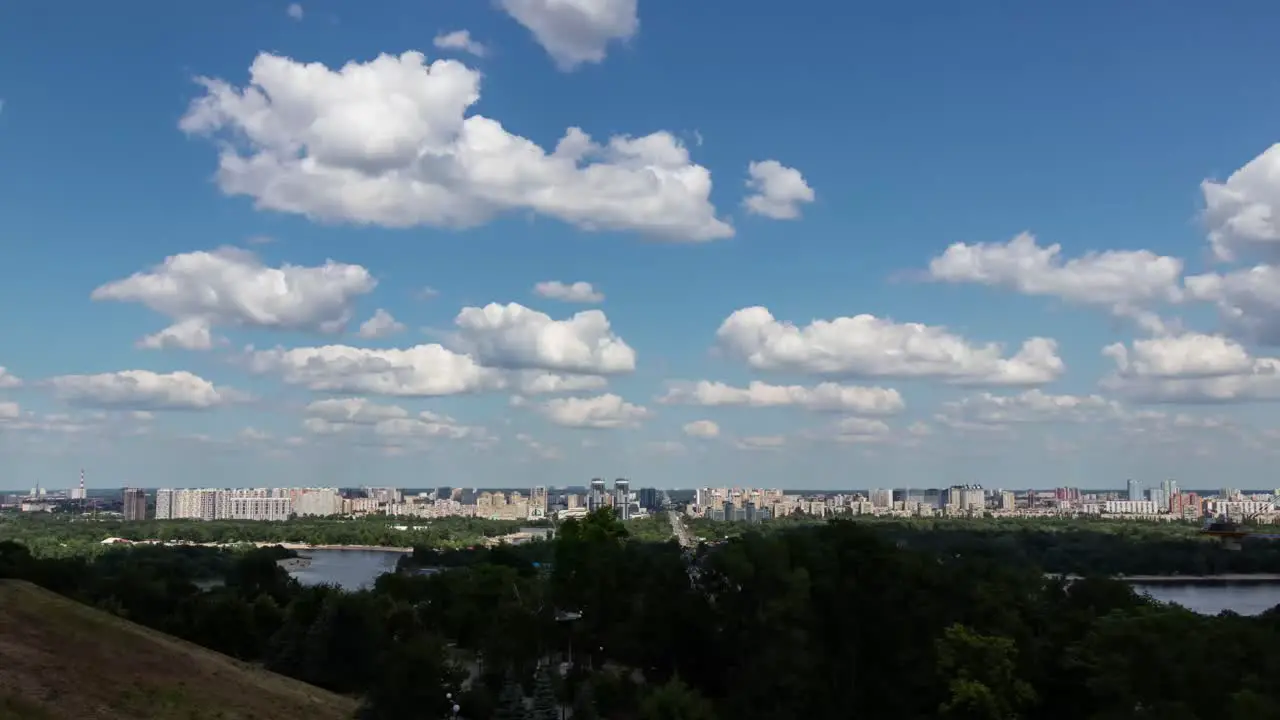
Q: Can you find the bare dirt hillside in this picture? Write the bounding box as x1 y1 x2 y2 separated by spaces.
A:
0 579 357 720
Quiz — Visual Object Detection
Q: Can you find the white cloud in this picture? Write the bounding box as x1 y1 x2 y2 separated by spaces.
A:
927 232 1185 314
659 380 904 415
533 280 604 304
286 3 303 19
180 51 730 241
830 417 892 443
303 398 482 444
433 30 488 57
1101 332 1280 403
138 317 214 351
418 286 441 300
248 300 628 397
304 397 409 424
516 432 562 460
743 160 815 220
93 247 375 347
1202 144 1280 262
249 343 502 396
0 367 21 388
938 390 1120 428
239 427 272 442
47 370 240 411
453 302 635 375
0 402 19 421
540 393 649 428
515 371 608 395
499 0 637 70
1185 264 1280 345
357 308 406 339
716 306 1063 386
682 419 720 438
735 435 784 451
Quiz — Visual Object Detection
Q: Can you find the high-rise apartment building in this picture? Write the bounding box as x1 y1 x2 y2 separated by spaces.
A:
588 478 607 512
637 487 661 511
292 487 343 517
121 488 147 521
529 486 549 519
1126 479 1142 502
613 479 631 521
155 488 173 519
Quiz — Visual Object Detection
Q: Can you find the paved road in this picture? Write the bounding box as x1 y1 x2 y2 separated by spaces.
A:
668 510 694 548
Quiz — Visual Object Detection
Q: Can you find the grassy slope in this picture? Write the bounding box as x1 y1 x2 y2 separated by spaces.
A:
0 580 358 720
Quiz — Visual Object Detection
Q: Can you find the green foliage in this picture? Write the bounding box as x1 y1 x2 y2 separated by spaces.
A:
0 512 523 556
8 510 1280 719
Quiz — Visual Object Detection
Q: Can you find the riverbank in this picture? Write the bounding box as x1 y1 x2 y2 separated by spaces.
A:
1053 573 1280 585
276 557 312 572
264 542 413 553
101 538 413 553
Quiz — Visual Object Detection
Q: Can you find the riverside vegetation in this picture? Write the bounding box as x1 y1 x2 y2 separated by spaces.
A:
4 510 1280 718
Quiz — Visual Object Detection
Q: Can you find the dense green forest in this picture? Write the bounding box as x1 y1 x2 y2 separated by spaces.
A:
0 513 526 557
5 511 1280 718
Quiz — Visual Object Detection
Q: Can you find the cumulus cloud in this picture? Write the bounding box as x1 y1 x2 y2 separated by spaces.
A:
927 232 1185 311
682 419 720 438
540 393 649 428
47 370 242 411
249 343 502 397
1101 332 1280 403
743 160 815 220
659 380 904 415
514 371 608 395
533 280 604 303
92 247 375 348
302 397 481 442
433 30 487 57
248 302 628 396
516 432 562 461
1185 264 1280 345
0 367 21 388
138 318 215 351
499 0 637 70
716 306 1063 386
180 51 730 241
937 390 1120 429
453 302 635 375
735 435 785 451
357 309 406 339
829 417 893 443
1202 144 1280 262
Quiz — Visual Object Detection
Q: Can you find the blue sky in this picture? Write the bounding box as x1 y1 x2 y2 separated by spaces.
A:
3 0 1280 491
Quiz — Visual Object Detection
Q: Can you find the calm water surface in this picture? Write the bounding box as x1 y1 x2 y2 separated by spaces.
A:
288 549 407 590
1134 583 1280 616
288 552 1280 615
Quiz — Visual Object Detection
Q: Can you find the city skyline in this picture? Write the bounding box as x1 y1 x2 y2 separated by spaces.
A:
5 4 1280 489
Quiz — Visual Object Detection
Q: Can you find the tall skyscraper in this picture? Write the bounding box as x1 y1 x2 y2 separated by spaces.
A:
1126 479 1142 502
613 479 631 521
122 488 147 521
588 478 607 512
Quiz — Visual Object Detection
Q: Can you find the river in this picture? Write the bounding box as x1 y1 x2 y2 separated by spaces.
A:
287 548 407 591
286 551 1280 615
1134 583 1280 616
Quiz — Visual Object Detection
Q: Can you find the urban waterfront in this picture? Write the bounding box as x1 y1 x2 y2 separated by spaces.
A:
289 549 1280 615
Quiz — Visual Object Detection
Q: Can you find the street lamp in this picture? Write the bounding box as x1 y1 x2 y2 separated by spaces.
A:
445 692 459 719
